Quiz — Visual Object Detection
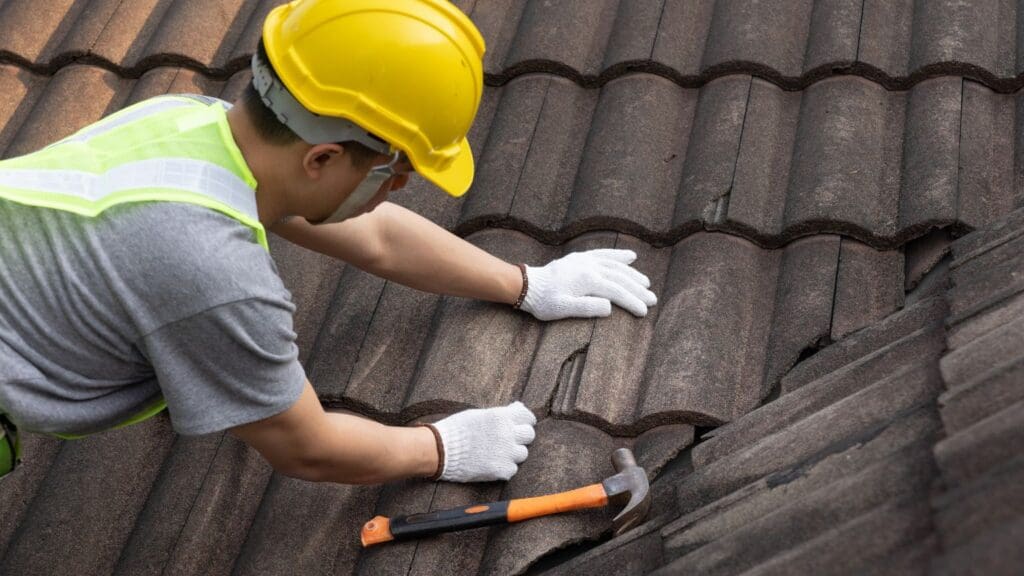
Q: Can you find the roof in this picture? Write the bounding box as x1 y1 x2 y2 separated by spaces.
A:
0 1 1021 575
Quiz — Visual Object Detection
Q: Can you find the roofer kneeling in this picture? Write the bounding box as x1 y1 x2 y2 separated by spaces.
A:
0 0 657 486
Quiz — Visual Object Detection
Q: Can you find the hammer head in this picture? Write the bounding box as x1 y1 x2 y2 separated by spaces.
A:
600 448 650 535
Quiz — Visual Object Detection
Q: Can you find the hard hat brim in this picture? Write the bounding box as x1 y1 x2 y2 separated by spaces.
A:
415 137 474 198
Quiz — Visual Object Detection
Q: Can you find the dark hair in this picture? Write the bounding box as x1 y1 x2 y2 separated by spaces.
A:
241 40 381 169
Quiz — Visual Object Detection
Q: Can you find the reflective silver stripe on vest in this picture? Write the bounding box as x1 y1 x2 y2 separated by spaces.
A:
57 95 229 146
0 158 258 221
56 98 192 146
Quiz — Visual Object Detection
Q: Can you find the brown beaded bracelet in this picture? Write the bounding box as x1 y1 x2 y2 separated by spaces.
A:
512 263 529 310
418 423 445 481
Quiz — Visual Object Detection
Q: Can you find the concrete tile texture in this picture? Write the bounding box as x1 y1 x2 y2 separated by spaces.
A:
1 1 1023 574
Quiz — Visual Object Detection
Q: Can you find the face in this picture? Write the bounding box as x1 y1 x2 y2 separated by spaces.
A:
301 146 413 225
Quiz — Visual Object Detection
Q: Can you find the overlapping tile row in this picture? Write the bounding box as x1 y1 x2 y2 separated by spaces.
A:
543 295 949 575
0 64 246 158
472 0 1024 91
3 65 1020 248
0 416 692 575
6 0 1024 94
0 0 272 75
457 72 1020 248
356 419 693 576
282 228 902 432
0 417 177 575
930 207 1024 575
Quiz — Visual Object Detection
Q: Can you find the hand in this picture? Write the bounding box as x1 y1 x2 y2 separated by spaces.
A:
432 401 537 482
520 249 657 321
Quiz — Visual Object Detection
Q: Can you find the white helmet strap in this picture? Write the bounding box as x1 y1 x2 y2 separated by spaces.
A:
250 53 391 154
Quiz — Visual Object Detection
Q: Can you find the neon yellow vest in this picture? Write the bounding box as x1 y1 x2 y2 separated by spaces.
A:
0 94 267 440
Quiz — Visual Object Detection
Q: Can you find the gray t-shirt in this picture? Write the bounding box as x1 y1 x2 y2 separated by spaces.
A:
0 196 306 436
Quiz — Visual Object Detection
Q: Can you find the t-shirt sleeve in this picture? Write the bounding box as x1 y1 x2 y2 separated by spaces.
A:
137 296 307 435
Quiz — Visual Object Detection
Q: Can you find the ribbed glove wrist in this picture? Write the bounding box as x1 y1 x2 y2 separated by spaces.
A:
432 401 537 483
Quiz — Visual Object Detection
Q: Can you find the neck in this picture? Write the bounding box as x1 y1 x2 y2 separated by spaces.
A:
226 104 295 226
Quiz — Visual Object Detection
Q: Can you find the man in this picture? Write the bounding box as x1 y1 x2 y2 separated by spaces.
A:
0 0 656 485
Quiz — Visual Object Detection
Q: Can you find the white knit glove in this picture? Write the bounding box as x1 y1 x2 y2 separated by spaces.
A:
432 401 537 482
519 249 658 321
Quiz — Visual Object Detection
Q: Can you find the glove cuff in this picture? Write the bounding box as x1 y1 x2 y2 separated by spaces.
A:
512 263 529 310
418 423 445 481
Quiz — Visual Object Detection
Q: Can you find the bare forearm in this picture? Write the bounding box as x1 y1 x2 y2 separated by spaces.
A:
270 203 523 304
231 382 438 485
300 413 439 484
368 203 522 303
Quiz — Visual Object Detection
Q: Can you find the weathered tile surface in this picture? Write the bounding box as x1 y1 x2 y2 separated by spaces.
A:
2 2 1024 575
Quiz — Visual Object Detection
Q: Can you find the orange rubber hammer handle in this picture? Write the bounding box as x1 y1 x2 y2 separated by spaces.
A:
507 482 609 522
361 483 610 547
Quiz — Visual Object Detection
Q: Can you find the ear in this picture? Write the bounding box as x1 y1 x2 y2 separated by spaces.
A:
301 143 343 179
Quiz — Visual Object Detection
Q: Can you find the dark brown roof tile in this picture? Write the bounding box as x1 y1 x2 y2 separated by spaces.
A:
761 235 840 391
676 378 941 517
958 81 1020 230
640 234 779 425
899 77 963 230
938 357 1024 435
478 418 618 576
940 312 1024 394
501 0 619 77
339 283 442 418
781 295 946 393
0 433 61 559
544 528 666 576
831 238 905 340
932 516 1024 576
559 233 671 430
697 362 938 470
114 433 273 576
700 0 842 78
948 230 1024 324
269 233 352 367
459 75 594 236
670 438 934 556
871 0 1016 80
662 449 934 576
933 454 1024 549
0 417 175 576
233 473 381 575
785 78 904 239
600 0 666 72
633 424 695 479
674 75 750 233
567 74 691 238
725 77 800 237
5 66 130 157
933 401 1024 488
0 65 46 157
133 0 257 70
0 0 88 67
647 0 717 78
304 265 388 402
728 498 935 576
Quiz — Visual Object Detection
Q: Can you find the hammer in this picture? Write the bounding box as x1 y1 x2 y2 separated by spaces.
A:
361 448 650 547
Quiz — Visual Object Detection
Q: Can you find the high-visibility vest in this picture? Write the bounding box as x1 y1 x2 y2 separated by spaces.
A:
0 94 267 454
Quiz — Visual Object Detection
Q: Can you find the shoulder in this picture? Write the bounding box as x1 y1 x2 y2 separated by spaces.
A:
95 201 292 330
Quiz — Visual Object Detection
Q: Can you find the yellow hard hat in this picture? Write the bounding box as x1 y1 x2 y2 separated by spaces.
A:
259 0 485 197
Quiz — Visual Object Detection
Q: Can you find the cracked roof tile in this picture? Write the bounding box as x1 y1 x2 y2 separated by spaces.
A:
2 3 1024 574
